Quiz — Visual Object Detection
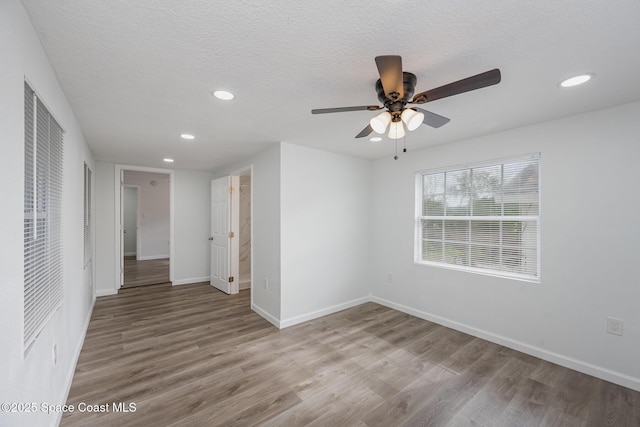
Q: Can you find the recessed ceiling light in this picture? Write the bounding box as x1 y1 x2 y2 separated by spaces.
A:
559 74 594 88
213 90 234 100
163 158 174 163
180 133 195 140
369 137 382 142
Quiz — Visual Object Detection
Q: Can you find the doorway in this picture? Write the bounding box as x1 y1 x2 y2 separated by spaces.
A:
237 174 251 291
115 165 174 290
123 185 139 258
209 166 252 297
232 166 252 296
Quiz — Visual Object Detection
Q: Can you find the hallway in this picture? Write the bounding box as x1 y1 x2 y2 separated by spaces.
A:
123 257 170 288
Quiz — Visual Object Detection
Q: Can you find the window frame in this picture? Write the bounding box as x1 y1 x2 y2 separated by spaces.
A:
24 81 65 353
414 153 541 283
83 162 92 268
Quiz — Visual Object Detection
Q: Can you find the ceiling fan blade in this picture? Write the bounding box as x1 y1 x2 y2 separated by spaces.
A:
311 105 381 114
411 69 501 104
355 124 374 138
413 107 451 128
375 55 404 100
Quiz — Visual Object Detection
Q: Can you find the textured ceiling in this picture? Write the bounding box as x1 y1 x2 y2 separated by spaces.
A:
20 0 640 170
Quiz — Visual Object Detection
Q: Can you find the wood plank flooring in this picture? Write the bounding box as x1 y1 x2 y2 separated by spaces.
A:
123 257 170 288
62 283 640 426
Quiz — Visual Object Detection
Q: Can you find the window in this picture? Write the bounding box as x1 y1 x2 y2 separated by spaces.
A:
84 162 92 267
24 81 64 351
416 154 540 282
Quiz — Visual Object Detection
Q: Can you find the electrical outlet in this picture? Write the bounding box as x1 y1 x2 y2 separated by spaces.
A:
387 273 393 283
264 278 269 290
607 317 623 336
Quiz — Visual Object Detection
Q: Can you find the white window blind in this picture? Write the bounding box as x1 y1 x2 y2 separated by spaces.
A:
417 154 540 281
84 162 92 267
24 81 64 351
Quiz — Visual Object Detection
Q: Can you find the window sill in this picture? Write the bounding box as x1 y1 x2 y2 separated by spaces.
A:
414 260 540 284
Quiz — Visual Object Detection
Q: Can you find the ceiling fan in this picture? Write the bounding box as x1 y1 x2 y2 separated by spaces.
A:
311 56 501 142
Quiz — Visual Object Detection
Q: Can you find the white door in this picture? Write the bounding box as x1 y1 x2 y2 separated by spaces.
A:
210 176 239 294
119 171 125 288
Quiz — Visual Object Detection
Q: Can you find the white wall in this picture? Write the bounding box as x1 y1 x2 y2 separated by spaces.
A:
0 1 95 426
279 143 371 325
215 143 372 328
213 143 282 325
94 161 116 296
123 171 170 259
173 169 215 285
94 163 213 294
370 101 640 391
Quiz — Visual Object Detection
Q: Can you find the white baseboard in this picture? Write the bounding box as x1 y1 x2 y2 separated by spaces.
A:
53 295 95 427
279 296 370 329
370 295 640 393
251 303 280 328
124 252 136 257
95 288 118 297
137 254 169 261
172 276 210 286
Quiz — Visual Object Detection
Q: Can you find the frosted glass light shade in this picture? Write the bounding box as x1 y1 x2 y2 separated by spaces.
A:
401 108 425 131
370 112 392 134
388 121 406 139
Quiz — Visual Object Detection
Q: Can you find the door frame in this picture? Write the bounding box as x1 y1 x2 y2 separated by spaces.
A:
114 164 175 290
229 165 253 300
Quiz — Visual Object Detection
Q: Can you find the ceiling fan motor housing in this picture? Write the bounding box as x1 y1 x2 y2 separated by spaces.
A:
376 72 417 109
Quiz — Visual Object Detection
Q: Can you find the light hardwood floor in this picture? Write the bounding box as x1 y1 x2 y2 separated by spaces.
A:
123 257 170 288
61 283 640 426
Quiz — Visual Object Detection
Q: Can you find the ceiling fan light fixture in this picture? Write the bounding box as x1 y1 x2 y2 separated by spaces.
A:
401 108 424 131
388 121 406 139
370 111 392 134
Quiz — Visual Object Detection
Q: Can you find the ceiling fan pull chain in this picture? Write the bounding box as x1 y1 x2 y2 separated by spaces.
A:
394 139 399 160
403 135 407 153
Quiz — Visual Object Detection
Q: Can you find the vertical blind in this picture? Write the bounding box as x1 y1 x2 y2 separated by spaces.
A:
24 81 64 351
417 154 540 281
